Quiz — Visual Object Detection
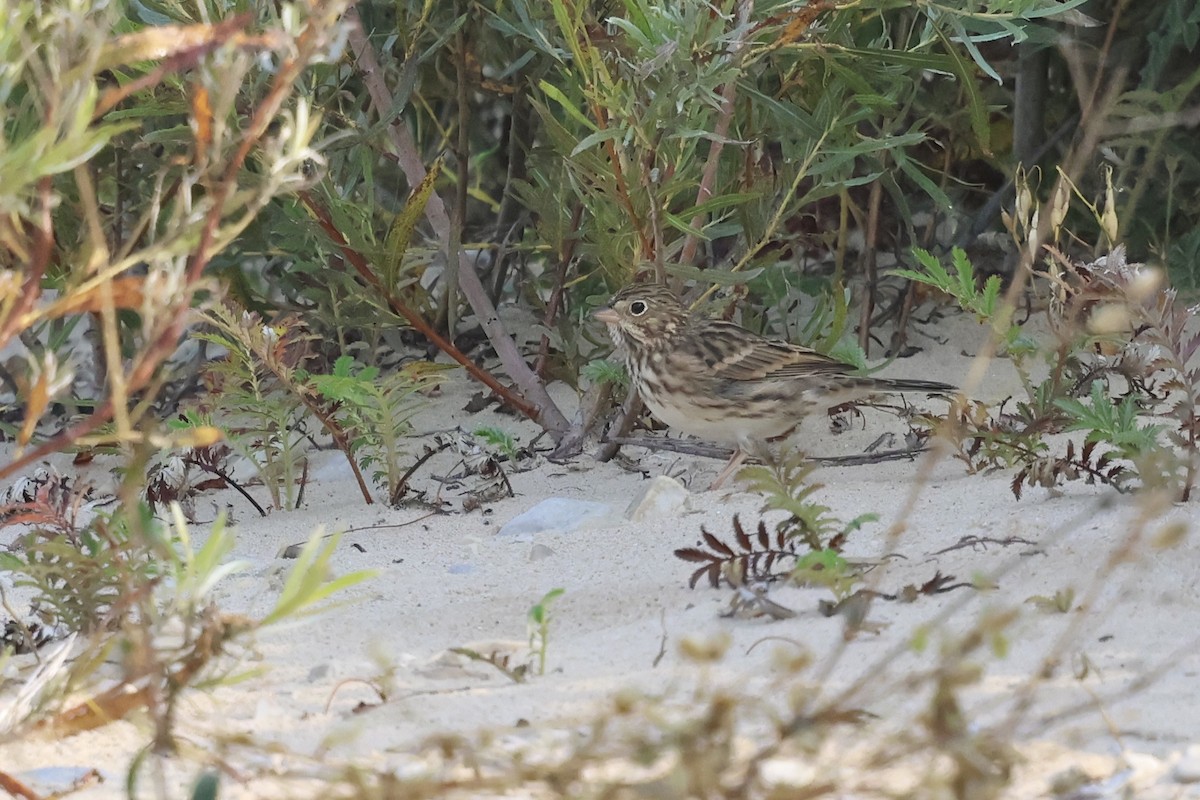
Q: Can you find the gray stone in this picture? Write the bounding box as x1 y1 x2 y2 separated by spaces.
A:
498 497 612 537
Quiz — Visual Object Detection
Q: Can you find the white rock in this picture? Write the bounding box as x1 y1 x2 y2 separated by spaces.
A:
1172 745 1200 783
624 475 690 521
498 498 612 537
1125 750 1169 791
759 757 817 787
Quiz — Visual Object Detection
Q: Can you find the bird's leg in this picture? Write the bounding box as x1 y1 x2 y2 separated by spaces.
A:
708 448 748 490
709 439 779 490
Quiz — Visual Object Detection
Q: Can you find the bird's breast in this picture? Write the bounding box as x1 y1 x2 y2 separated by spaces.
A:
633 358 797 446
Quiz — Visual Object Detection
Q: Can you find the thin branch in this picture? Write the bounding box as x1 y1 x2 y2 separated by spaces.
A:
440 16 470 337
548 377 615 461
0 177 53 353
390 440 453 505
489 85 534 304
611 435 929 466
534 203 585 378
595 388 644 462
184 453 267 517
610 435 733 459
586 103 651 259
857 179 883 356
676 0 755 273
0 769 43 800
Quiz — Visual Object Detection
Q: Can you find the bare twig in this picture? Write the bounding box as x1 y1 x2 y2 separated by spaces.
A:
0 177 52 353
0 769 43 800
548 378 616 460
489 85 534 304
676 0 755 274
439 18 471 338
534 203 585 378
611 435 929 466
595 389 645 462
610 436 733 459
324 677 386 714
184 452 267 517
857 179 883 356
390 440 454 505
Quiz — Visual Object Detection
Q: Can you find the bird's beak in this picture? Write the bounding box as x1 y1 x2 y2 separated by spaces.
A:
593 307 619 325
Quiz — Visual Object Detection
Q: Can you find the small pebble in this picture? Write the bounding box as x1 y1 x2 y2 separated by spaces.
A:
529 543 555 561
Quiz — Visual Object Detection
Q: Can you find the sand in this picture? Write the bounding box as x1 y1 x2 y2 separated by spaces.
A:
1 311 1198 798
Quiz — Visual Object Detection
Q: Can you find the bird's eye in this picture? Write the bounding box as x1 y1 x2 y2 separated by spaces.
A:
629 300 648 316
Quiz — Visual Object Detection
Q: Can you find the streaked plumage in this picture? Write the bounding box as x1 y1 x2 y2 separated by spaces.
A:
594 284 956 487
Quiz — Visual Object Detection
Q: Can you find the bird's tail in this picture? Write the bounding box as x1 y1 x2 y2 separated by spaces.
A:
877 377 957 395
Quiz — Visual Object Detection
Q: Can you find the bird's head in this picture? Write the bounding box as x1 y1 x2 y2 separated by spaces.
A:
593 284 689 352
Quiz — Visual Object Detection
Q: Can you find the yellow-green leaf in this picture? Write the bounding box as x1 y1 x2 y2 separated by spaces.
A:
383 155 443 291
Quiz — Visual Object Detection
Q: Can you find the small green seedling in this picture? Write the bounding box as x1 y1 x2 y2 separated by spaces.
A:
474 425 521 462
528 588 565 676
1026 587 1076 614
793 549 861 601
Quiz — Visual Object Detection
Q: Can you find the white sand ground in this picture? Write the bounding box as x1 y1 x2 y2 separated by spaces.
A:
2 311 1199 798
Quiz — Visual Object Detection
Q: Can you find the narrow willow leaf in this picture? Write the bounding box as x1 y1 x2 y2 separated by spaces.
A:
894 151 953 212
663 262 764 285
382 154 443 291
538 80 598 132
262 529 377 627
933 26 993 151
570 126 622 157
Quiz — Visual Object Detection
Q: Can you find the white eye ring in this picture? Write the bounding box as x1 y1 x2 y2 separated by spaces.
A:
629 300 648 316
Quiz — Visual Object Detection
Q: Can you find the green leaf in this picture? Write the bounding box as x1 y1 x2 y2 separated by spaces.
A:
677 192 760 220
616 0 651 37
663 262 764 285
581 358 628 389
529 587 565 626
570 126 622 156
894 149 952 212
261 530 376 627
382 154 443 291
662 210 708 239
538 80 598 132
980 275 1002 316
169 505 248 606
829 339 868 371
945 17 1003 84
190 772 220 800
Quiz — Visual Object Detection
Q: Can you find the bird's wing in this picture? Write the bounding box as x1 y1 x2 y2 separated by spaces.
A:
682 320 856 382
